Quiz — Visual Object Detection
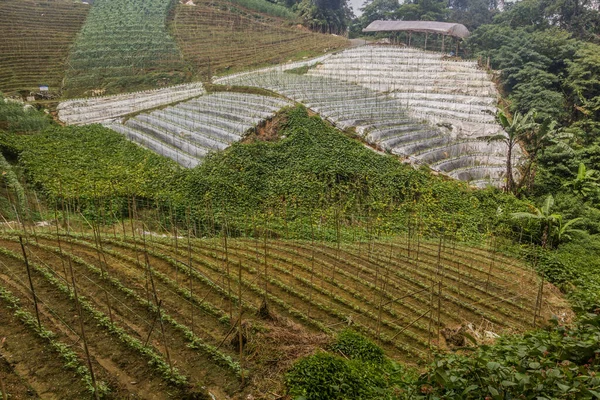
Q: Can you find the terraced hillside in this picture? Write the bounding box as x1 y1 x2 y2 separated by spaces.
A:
64 0 190 97
58 83 207 125
217 70 507 187
104 92 293 167
171 0 349 80
0 228 565 397
308 46 500 138
0 0 89 95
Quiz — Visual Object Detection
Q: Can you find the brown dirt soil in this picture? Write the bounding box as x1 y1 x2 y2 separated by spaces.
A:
0 297 88 399
244 112 288 143
0 230 574 398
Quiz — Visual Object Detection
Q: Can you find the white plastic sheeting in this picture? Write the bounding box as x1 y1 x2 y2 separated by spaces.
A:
306 46 502 138
103 91 292 168
218 67 508 187
58 83 207 125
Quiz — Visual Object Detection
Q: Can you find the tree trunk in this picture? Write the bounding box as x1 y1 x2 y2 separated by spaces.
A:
506 142 514 193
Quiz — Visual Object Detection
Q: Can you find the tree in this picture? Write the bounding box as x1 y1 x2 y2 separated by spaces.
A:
512 194 584 247
484 110 537 194
564 162 599 198
519 116 557 193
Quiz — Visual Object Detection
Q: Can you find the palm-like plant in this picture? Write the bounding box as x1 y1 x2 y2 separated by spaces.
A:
511 194 584 247
553 214 586 244
564 162 599 198
484 110 538 193
519 117 557 193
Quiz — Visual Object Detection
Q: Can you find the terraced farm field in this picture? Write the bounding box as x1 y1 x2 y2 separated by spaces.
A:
64 0 190 97
0 0 89 95
0 228 566 398
219 69 507 187
171 0 348 80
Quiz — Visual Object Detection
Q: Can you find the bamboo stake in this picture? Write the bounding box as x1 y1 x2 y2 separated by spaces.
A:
145 253 173 374
187 208 194 334
427 278 434 357
263 214 269 304
0 371 7 400
104 287 114 325
437 281 442 349
485 235 496 293
222 215 232 321
53 207 70 293
308 218 316 318
19 236 41 329
238 259 244 386
144 299 161 347
67 247 99 400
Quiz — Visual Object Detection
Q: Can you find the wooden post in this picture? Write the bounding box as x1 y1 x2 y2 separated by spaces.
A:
144 299 161 347
67 253 99 400
0 371 7 400
222 217 232 321
187 208 194 334
424 32 428 50
145 253 173 374
441 34 446 52
19 236 41 329
54 208 70 292
308 219 315 317
263 215 269 304
437 281 442 349
238 259 244 386
427 282 434 357
485 236 496 293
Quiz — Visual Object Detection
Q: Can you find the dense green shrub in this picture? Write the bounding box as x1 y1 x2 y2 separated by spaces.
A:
329 329 384 364
0 94 50 133
185 105 531 241
418 313 600 399
15 124 184 201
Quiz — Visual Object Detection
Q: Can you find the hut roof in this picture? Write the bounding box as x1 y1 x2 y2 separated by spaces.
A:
363 20 470 38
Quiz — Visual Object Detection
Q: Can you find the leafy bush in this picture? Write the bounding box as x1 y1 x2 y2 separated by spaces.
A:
329 329 384 364
287 352 368 399
15 124 184 201
418 313 600 399
0 95 50 133
185 105 531 241
64 0 190 96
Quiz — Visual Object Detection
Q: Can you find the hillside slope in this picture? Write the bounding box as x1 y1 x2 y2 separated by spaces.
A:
171 0 349 80
0 0 89 95
64 0 190 97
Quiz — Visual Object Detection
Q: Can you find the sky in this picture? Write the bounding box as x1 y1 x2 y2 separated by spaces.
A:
349 0 367 17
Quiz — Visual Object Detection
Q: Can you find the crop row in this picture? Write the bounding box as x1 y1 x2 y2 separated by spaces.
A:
0 244 193 398
64 0 189 96
0 0 88 93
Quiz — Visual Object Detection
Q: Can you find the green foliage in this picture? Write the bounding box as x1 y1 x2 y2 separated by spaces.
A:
0 95 50 133
287 352 367 399
288 311 600 399
64 0 191 96
550 235 600 312
567 42 600 123
0 152 25 217
511 194 586 247
185 106 531 241
231 0 297 18
296 0 351 35
14 124 184 201
286 350 413 400
329 329 384 364
468 26 578 121
418 313 600 399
